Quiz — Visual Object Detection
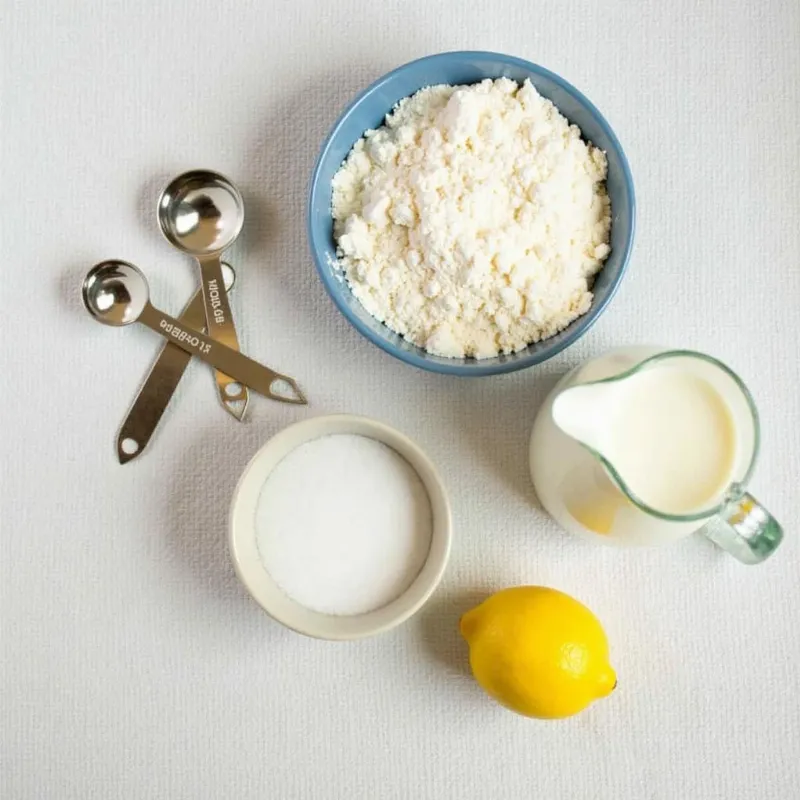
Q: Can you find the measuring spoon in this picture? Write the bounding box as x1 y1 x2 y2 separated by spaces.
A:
116 262 236 465
157 169 249 419
83 261 306 408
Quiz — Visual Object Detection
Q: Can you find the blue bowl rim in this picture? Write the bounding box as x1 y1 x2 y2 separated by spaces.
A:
307 50 636 376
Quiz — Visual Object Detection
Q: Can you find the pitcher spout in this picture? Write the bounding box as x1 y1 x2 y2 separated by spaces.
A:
551 382 622 456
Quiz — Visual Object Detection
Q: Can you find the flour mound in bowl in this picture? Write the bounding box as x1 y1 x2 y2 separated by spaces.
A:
331 78 612 359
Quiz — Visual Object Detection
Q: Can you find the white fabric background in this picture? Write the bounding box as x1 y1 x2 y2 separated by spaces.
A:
3 1 799 798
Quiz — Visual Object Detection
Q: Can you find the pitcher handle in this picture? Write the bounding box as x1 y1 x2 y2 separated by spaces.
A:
700 491 783 565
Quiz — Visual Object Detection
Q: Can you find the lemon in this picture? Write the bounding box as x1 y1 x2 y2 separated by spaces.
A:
460 586 616 719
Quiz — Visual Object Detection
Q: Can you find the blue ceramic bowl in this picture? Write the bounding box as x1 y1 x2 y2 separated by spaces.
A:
308 51 635 376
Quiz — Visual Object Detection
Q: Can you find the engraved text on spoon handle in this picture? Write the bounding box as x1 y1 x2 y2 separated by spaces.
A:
137 304 289 401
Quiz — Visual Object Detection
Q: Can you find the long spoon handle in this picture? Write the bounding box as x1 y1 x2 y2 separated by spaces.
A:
137 304 306 406
198 254 249 418
115 264 235 464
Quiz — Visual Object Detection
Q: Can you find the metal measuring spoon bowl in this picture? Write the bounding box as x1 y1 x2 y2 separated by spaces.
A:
157 170 244 256
82 260 149 326
157 169 249 418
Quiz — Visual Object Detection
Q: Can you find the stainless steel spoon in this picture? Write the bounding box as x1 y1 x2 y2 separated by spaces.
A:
83 261 306 407
116 262 236 465
157 169 249 420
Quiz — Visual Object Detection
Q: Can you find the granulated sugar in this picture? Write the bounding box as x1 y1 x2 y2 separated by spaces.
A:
255 434 433 616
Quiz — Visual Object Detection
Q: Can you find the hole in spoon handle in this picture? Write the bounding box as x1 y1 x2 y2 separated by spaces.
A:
117 436 141 464
268 377 307 405
121 438 139 455
219 378 247 402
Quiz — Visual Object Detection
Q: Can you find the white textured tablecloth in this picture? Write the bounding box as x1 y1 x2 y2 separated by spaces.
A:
3 2 800 798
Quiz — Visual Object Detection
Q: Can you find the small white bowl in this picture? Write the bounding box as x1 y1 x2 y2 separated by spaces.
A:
229 414 452 640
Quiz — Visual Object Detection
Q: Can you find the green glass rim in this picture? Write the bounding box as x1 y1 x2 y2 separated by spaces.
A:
570 350 760 523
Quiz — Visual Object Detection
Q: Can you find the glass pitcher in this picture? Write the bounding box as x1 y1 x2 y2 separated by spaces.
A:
529 347 783 564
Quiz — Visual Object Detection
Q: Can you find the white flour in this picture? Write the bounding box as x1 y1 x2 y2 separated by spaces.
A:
332 78 612 358
255 434 432 616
